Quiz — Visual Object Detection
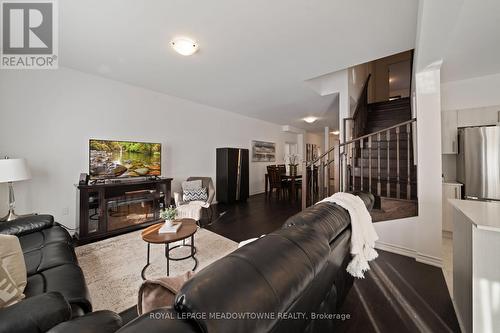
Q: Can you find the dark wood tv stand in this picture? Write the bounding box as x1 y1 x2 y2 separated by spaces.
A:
76 177 172 244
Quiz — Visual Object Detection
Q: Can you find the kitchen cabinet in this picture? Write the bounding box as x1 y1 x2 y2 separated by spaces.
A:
442 182 462 232
441 111 458 154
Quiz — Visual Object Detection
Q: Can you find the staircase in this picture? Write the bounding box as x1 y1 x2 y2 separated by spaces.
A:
350 97 417 200
365 98 411 133
301 76 418 210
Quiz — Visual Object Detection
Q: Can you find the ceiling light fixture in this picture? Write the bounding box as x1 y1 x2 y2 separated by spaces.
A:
303 116 318 124
171 37 199 56
331 130 340 135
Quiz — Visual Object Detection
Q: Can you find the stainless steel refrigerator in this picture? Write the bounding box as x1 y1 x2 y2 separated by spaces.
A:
457 126 500 201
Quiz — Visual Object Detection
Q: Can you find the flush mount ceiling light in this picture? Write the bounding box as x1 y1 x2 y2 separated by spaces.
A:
303 116 318 123
170 37 199 56
331 130 340 135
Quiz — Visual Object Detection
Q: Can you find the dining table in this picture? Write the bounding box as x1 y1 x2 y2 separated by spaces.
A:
265 172 302 202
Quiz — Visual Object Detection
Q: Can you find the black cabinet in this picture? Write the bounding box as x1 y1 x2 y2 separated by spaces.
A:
216 148 249 203
76 178 172 244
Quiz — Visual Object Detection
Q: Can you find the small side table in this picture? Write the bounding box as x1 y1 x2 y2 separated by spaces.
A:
140 218 198 280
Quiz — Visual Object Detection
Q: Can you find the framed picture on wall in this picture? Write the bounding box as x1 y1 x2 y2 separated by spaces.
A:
251 140 276 162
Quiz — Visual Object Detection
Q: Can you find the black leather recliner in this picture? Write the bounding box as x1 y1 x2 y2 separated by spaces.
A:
117 193 375 333
0 215 122 333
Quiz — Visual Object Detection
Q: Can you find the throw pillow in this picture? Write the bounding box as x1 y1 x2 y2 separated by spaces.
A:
182 180 202 191
183 187 208 202
0 262 24 307
137 271 195 315
0 235 27 297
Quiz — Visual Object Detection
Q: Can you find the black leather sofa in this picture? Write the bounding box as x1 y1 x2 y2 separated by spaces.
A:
117 193 375 333
0 215 122 333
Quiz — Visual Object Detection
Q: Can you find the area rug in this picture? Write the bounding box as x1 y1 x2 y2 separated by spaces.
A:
75 227 238 313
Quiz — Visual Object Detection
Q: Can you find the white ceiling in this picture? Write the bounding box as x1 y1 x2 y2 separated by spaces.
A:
440 0 500 82
59 0 418 130
415 0 500 83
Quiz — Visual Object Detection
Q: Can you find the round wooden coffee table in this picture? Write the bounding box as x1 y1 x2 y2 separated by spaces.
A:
140 218 198 280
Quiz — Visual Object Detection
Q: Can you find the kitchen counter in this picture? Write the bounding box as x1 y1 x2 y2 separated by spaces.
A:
449 199 500 232
451 199 500 332
442 181 463 186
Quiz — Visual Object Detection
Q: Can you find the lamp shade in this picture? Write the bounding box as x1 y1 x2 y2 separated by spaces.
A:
0 158 31 183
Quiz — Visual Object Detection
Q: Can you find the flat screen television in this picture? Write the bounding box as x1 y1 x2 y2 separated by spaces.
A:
89 139 161 179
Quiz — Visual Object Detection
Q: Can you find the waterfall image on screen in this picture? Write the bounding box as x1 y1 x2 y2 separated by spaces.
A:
89 139 161 179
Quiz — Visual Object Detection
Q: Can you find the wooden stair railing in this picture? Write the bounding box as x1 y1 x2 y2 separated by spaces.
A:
301 118 417 210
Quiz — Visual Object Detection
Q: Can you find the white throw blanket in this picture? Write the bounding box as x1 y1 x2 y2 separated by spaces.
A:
317 192 379 278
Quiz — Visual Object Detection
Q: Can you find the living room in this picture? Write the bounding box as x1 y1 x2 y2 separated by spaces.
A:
1 1 500 332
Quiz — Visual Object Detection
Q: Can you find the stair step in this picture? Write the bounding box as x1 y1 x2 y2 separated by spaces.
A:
349 176 417 199
368 106 411 114
365 127 412 134
367 122 411 130
351 137 412 144
352 165 417 175
356 139 412 146
368 97 410 109
357 146 414 153
351 175 417 185
367 113 411 121
368 109 411 117
354 145 414 152
353 157 416 165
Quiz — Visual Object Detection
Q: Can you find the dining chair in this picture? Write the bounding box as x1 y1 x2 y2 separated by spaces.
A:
267 165 288 199
277 164 286 175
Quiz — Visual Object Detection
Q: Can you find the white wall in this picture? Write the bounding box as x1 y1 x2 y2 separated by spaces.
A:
304 69 349 144
348 63 371 115
372 0 446 267
374 66 444 267
0 68 297 229
441 73 500 110
305 132 324 153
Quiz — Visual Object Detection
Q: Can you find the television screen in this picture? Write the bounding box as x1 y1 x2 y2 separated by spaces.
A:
89 139 161 179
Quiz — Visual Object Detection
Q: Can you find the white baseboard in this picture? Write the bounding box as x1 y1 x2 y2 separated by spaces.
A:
416 253 443 268
375 241 443 268
375 241 417 259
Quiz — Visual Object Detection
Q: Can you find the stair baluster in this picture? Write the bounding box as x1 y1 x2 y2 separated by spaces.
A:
301 118 417 210
360 139 364 191
396 126 400 199
351 141 356 192
386 129 391 197
407 123 411 200
377 132 381 196
368 136 372 193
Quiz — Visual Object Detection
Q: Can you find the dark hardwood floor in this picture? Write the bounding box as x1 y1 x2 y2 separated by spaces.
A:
121 192 460 333
204 193 460 333
202 192 301 242
336 251 460 333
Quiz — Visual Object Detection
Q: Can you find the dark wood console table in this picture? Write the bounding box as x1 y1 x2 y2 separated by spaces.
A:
76 178 172 244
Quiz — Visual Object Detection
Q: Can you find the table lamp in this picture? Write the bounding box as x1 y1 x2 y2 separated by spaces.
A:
0 158 32 222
